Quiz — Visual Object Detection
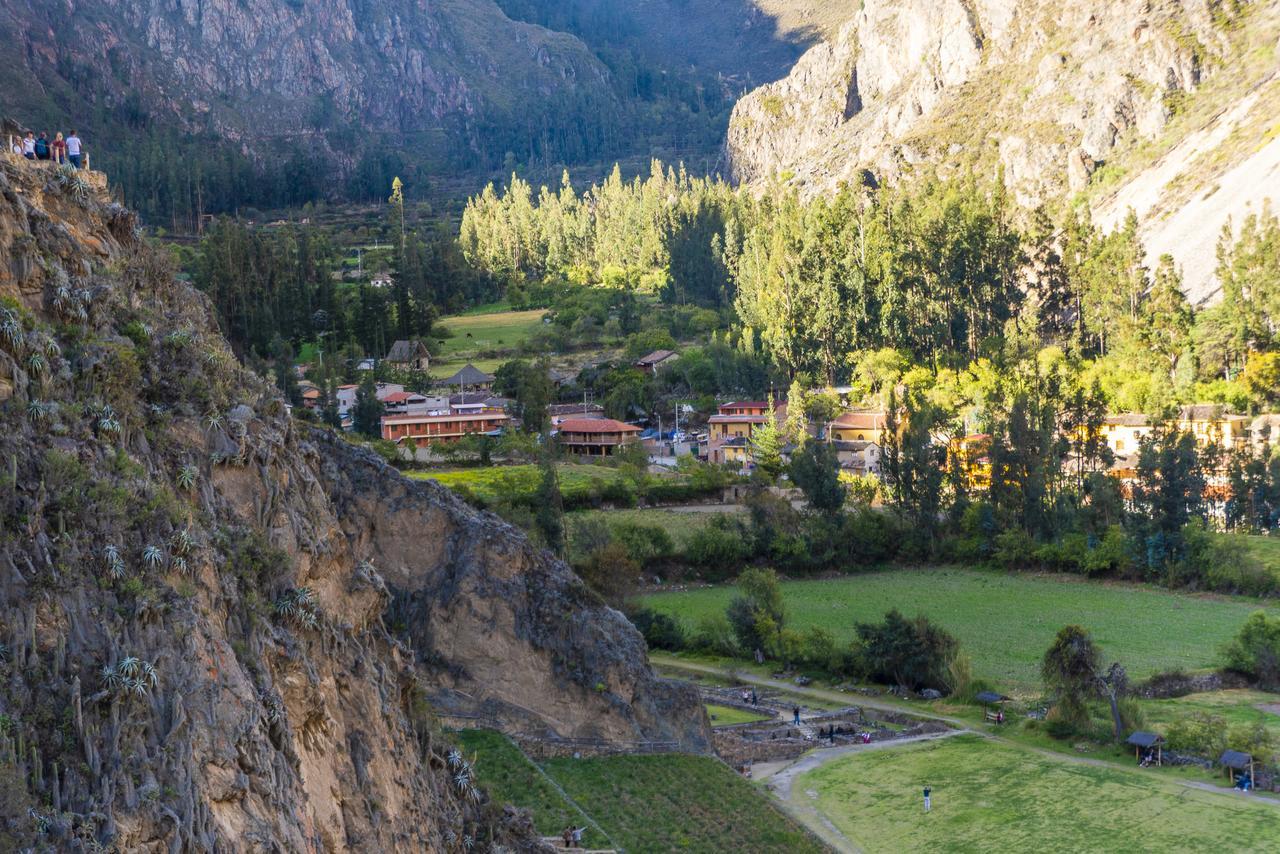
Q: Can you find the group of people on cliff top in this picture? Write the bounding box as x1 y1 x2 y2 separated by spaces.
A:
11 129 85 168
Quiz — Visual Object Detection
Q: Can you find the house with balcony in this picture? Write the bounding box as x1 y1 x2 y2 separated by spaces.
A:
381 410 509 445
556 418 641 457
706 400 784 464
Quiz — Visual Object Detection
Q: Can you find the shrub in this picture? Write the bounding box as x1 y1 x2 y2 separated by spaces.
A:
684 523 750 579
1223 611 1280 687
575 542 641 609
837 509 902 566
856 609 959 692
992 529 1038 569
629 608 685 651
611 522 674 566
1165 711 1227 758
691 612 738 657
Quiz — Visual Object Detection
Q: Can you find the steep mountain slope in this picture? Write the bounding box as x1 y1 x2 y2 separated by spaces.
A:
726 0 1280 302
0 0 619 175
0 158 706 850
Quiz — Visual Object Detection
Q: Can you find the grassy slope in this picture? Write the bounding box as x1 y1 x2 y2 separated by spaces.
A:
455 730 601 847
428 309 547 378
542 753 825 853
566 507 727 547
705 703 774 726
410 463 638 501
801 734 1280 853
1228 533 1280 574
643 568 1278 689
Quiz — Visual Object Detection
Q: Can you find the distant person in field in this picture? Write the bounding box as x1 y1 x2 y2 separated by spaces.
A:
22 131 36 159
792 705 801 725
66 130 83 169
34 131 49 160
51 131 66 164
923 784 932 813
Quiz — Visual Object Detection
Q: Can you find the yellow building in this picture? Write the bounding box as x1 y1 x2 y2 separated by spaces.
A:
1098 414 1154 457
826 410 891 445
1176 404 1252 452
948 433 992 492
707 400 784 464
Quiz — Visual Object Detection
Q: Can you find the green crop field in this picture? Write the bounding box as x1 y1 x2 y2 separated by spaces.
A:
799 734 1280 853
542 753 824 853
643 568 1278 690
457 731 820 851
455 730 601 847
705 703 774 726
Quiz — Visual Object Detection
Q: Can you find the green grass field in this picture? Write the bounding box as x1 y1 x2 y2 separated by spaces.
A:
1226 533 1280 575
799 734 1280 853
704 703 774 726
542 753 825 853
644 568 1277 690
411 463 639 502
1142 689 1280 740
567 507 728 547
429 308 547 377
455 730 600 847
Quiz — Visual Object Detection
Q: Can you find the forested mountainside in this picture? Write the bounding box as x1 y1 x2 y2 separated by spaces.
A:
0 160 706 849
0 0 847 226
727 0 1280 304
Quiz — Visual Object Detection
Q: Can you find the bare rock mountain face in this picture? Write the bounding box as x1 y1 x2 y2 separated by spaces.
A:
727 0 1280 302
0 160 707 850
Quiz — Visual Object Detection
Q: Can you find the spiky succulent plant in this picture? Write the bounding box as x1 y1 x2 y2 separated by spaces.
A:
103 545 126 580
142 545 165 569
176 464 198 491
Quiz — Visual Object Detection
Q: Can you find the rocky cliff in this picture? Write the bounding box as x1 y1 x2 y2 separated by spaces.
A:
726 0 1280 302
0 157 707 850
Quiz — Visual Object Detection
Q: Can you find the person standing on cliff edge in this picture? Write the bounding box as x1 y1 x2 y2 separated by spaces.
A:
66 130 83 169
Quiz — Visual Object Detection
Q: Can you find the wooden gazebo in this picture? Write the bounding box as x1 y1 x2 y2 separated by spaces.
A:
1220 749 1254 786
1126 731 1165 766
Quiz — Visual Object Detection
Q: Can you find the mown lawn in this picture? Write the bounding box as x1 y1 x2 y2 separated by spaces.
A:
1141 689 1280 741
643 568 1277 690
454 730 601 847
800 734 1280 853
704 703 774 727
542 753 825 853
1224 533 1280 575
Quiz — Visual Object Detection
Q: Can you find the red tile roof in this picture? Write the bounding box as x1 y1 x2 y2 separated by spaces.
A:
830 411 887 429
557 418 641 433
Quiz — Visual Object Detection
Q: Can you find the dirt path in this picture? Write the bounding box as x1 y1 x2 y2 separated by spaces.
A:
761 730 971 854
657 656 1280 829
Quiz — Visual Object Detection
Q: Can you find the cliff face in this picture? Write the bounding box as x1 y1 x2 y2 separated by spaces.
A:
0 158 707 850
0 0 615 165
727 0 1280 302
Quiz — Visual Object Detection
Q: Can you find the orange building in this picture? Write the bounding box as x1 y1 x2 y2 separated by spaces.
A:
556 418 642 456
706 400 783 464
381 411 509 444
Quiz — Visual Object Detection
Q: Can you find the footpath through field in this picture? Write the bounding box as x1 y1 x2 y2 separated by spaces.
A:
655 655 1280 850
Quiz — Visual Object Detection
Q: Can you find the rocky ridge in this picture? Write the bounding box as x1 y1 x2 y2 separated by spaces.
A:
727 0 1280 302
0 157 707 850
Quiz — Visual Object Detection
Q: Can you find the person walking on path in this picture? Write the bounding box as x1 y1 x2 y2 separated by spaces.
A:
923 785 932 813
21 132 36 159
792 705 801 725
66 130 83 169
51 132 67 164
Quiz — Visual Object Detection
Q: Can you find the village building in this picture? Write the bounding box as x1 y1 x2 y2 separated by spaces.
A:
299 383 322 410
1248 413 1280 451
706 400 785 464
381 391 447 416
380 410 509 445
1176 404 1251 451
1098 414 1154 457
385 339 431 372
442 363 496 392
369 272 393 288
949 433 993 491
832 440 882 478
556 417 642 457
634 349 680 375
826 410 892 445
548 402 606 425
449 392 507 415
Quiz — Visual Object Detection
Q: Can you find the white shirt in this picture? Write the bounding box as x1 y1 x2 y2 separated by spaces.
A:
21 137 35 155
66 135 82 156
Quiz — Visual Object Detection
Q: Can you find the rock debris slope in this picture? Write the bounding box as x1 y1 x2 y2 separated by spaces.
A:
0 159 707 851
